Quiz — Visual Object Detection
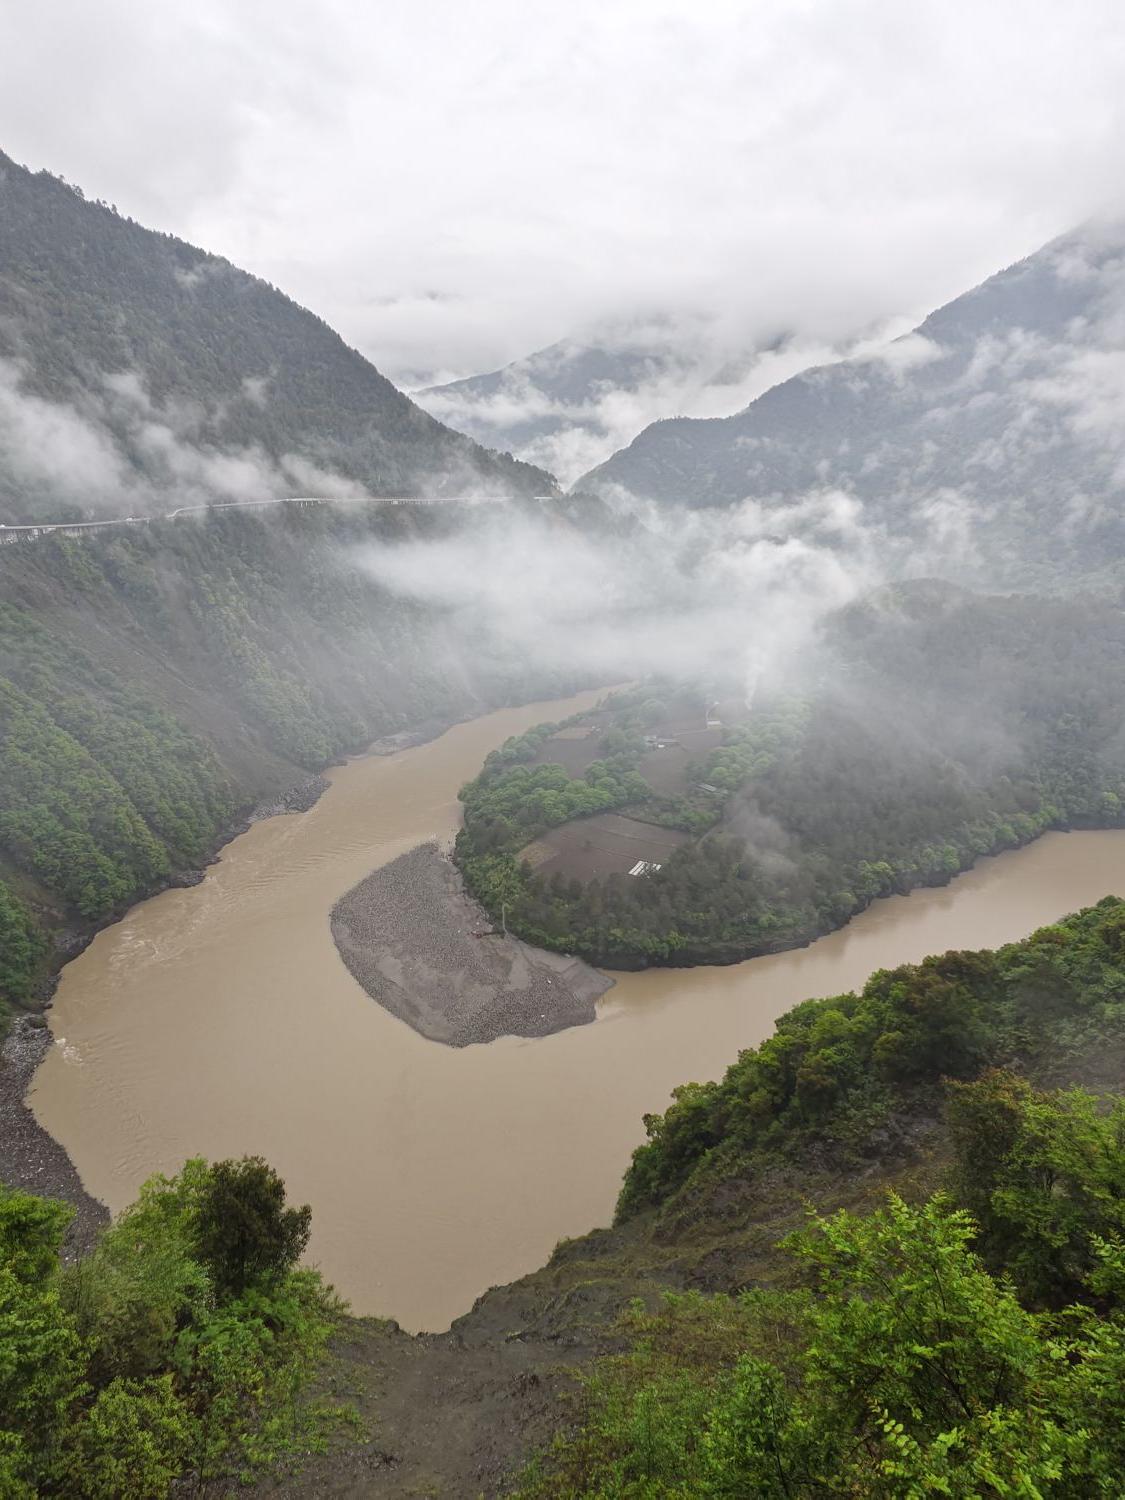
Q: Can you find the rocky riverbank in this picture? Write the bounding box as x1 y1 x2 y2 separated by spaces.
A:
331 843 613 1045
249 773 331 820
0 1017 108 1252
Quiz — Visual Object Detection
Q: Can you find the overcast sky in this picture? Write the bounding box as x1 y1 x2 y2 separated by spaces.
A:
3 0 1124 387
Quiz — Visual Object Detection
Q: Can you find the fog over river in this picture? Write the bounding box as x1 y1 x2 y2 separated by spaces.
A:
31 689 1125 1332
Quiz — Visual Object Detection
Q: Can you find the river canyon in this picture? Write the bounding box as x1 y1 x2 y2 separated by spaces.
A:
30 689 1125 1332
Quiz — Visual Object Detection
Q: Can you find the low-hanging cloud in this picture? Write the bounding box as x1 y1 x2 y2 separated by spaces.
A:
4 0 1124 398
349 489 903 700
0 360 132 509
0 357 364 517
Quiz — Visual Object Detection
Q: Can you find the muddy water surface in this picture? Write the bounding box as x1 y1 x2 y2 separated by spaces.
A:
33 689 1125 1331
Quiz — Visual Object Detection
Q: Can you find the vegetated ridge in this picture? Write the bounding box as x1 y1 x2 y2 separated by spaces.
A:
0 148 556 524
505 895 1125 1496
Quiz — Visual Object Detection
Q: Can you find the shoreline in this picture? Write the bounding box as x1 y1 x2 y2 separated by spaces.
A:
0 696 589 1225
0 771 334 1230
15 688 1107 1256
467 819 1124 973
20 701 1125 1336
0 1017 108 1251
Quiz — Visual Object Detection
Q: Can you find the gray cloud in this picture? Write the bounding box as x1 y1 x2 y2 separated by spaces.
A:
3 0 1123 396
345 487 953 701
0 359 130 507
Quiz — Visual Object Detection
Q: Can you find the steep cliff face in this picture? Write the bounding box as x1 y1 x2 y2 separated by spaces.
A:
0 150 556 523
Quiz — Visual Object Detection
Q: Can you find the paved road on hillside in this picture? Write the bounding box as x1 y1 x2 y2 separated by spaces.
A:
0 492 554 544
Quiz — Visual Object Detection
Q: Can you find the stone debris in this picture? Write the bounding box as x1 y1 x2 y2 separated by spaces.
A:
331 842 613 1046
0 1017 108 1254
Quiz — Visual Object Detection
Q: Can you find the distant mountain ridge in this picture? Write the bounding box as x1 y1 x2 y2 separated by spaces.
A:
0 151 554 522
578 224 1125 580
420 335 678 451
417 321 834 486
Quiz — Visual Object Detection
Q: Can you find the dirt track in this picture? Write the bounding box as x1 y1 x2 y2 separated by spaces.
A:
330 843 612 1045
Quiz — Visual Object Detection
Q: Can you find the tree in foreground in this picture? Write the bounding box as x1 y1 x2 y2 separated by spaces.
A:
0 1156 335 1498
194 1154 312 1299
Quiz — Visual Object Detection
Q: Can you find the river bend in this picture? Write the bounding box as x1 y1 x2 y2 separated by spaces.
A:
32 690 1125 1330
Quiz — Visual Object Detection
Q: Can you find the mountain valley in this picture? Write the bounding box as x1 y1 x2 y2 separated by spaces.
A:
3 96 1125 1500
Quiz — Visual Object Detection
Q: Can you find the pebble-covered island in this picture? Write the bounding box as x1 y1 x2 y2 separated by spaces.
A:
330 842 613 1046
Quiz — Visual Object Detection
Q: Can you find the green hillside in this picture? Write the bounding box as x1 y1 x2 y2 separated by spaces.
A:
0 501 584 1014
0 151 555 523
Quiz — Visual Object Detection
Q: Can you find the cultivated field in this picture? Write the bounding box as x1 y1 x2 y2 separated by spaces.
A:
511 697 735 880
525 717 613 776
520 812 689 881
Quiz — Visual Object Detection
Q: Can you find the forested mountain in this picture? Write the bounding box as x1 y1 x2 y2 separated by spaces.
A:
579 224 1125 581
0 151 554 523
0 501 587 1011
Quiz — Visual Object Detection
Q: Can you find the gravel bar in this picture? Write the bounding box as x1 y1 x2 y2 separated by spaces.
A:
331 843 612 1046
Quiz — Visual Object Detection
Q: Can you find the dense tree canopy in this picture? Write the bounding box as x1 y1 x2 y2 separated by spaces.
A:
0 1157 333 1497
520 1188 1125 1497
0 503 588 1018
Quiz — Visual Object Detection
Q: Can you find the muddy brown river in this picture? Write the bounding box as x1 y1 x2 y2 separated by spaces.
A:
31 689 1125 1331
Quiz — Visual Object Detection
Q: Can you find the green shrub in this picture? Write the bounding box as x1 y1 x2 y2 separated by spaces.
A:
69 1376 195 1499
1 1156 335 1495
520 1192 1125 1497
